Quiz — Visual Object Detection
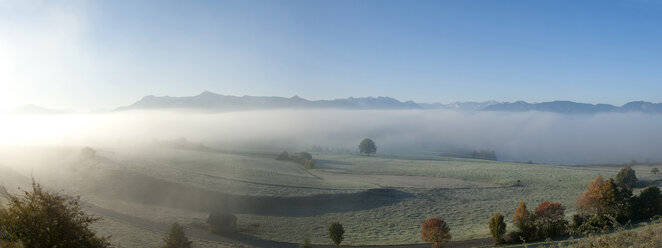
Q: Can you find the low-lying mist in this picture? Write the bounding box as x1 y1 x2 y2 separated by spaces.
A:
1 109 662 164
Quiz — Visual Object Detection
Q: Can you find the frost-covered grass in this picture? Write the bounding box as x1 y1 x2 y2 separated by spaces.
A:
104 151 628 245
106 147 375 196
90 214 249 248
3 146 656 246
230 154 634 245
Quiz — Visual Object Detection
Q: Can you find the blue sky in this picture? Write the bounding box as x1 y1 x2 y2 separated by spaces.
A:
1 0 662 110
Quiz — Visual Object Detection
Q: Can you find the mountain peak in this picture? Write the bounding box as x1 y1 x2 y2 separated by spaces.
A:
198 91 219 97
12 104 73 115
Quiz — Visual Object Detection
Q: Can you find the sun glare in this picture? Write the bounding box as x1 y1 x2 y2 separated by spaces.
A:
0 114 95 145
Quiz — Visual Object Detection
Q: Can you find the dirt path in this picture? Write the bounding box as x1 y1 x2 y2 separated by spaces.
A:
85 202 493 248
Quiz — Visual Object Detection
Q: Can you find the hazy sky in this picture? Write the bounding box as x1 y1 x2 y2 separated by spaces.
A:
1 0 662 111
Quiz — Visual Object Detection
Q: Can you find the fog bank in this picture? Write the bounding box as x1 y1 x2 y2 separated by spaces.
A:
1 109 661 164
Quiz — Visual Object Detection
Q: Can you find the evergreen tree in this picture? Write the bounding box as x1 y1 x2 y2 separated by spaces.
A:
162 223 192 248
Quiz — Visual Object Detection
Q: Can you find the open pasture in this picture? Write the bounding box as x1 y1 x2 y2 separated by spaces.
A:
1 146 657 246
230 154 631 244
105 147 375 196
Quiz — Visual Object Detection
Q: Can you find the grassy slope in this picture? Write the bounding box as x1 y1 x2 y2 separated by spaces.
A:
93 150 642 245
5 146 661 246
220 154 627 245
91 216 248 248
107 148 374 196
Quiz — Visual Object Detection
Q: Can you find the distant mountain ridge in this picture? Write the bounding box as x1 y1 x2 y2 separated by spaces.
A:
116 91 495 111
11 104 74 115
419 101 501 111
483 100 662 114
115 91 662 114
9 92 661 114
116 91 421 111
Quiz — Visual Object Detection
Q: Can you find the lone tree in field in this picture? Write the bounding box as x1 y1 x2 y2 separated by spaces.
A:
328 222 345 247
421 217 451 248
0 180 109 248
162 222 192 248
359 138 377 156
651 168 659 175
489 213 506 244
615 166 637 189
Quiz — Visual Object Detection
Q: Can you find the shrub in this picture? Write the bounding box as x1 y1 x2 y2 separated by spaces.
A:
421 217 451 248
276 151 290 160
80 146 97 160
300 238 312 248
533 201 568 239
652 168 660 175
614 185 635 223
570 214 586 231
328 222 345 247
207 212 237 234
489 213 507 244
636 186 662 220
574 215 618 236
298 152 313 160
577 175 636 228
615 166 637 189
277 151 315 169
304 159 315 169
513 202 535 239
559 221 662 248
504 231 525 243
278 151 316 169
0 180 109 248
576 175 618 217
162 222 192 248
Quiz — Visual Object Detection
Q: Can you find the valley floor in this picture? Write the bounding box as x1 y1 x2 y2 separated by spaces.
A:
1 146 661 247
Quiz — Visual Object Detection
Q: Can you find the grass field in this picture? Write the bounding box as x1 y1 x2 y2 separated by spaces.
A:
90 214 247 248
230 154 626 244
107 147 374 196
1 145 660 247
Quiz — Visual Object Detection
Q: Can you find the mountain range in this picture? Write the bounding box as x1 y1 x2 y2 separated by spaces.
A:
10 104 75 115
115 91 505 112
115 91 422 111
483 101 662 114
9 91 662 114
